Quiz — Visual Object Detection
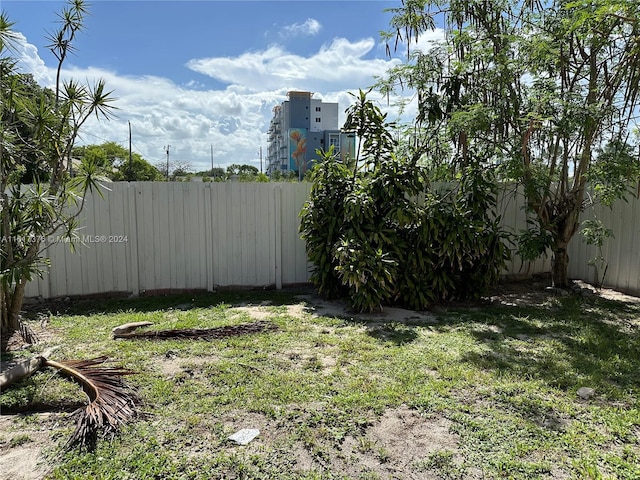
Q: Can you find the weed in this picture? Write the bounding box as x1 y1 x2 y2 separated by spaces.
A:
377 447 390 463
8 434 32 448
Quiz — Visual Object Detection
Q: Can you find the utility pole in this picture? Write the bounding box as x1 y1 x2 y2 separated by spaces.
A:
164 144 170 181
211 144 214 174
128 121 132 181
258 146 263 173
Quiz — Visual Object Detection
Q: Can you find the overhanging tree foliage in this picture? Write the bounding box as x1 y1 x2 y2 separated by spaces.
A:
378 0 640 287
1 0 115 347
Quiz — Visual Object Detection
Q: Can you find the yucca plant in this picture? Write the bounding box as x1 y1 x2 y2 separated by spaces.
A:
1 1 115 349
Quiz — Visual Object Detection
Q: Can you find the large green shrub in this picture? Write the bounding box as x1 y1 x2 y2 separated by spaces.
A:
300 93 510 312
301 158 510 311
299 153 352 299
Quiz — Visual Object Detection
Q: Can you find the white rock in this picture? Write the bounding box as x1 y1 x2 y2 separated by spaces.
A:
577 387 595 400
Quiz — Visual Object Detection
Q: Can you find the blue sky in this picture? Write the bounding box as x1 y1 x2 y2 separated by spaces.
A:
1 0 440 172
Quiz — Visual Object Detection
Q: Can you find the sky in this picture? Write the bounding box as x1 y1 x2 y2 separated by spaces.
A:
0 0 439 173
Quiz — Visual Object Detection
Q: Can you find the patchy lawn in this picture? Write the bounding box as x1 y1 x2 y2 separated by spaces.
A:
1 280 639 480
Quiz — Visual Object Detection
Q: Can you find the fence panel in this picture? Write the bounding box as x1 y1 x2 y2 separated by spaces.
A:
22 182 639 299
568 194 640 294
495 185 552 276
280 183 313 284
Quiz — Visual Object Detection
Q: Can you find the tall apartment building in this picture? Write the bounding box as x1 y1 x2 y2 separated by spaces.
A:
266 91 355 176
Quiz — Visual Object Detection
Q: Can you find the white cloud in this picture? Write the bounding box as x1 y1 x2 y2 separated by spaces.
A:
11 32 52 84
13 32 412 173
383 27 446 58
281 18 322 38
410 28 446 54
186 37 400 94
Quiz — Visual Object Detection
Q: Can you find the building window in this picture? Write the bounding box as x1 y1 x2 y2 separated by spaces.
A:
315 106 321 112
315 117 321 122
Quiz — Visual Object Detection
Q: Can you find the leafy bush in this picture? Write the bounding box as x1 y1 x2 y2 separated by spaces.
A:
301 154 510 312
299 153 352 299
300 92 510 312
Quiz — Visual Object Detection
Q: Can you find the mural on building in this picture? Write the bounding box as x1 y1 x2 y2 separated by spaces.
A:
289 128 307 172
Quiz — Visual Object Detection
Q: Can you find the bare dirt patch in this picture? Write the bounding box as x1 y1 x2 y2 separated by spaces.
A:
212 405 466 478
292 277 640 323
336 405 463 479
572 279 640 304
295 294 439 326
156 353 222 377
485 275 640 308
281 347 338 373
230 305 276 321
0 413 65 480
231 303 310 322
0 442 49 480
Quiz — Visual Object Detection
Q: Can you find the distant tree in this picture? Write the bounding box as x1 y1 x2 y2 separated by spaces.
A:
155 162 169 180
73 142 164 181
268 170 299 182
226 164 259 177
195 167 225 179
269 169 283 181
226 164 268 181
1 0 115 345
0 74 55 184
154 159 193 181
170 162 194 181
114 157 163 182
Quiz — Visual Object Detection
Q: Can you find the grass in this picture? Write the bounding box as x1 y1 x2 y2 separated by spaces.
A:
1 287 639 479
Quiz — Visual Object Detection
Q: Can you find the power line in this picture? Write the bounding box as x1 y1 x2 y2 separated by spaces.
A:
76 129 127 145
130 142 163 164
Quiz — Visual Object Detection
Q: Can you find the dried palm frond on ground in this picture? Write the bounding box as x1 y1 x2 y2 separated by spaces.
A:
112 320 278 340
1 352 141 451
43 356 141 451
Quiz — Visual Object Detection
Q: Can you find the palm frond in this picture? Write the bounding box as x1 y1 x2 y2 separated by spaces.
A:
43 356 140 451
114 320 278 340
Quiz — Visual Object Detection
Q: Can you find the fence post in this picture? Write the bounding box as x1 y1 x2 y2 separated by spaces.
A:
274 186 282 290
128 183 140 297
204 183 215 292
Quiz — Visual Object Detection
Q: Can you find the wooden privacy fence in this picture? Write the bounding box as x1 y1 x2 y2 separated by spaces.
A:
23 182 639 299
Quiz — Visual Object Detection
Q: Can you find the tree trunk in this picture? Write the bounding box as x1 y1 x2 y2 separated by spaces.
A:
551 198 582 288
0 355 44 391
1 279 30 352
552 247 570 287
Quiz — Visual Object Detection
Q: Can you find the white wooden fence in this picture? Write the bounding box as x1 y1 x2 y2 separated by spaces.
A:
23 181 639 299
